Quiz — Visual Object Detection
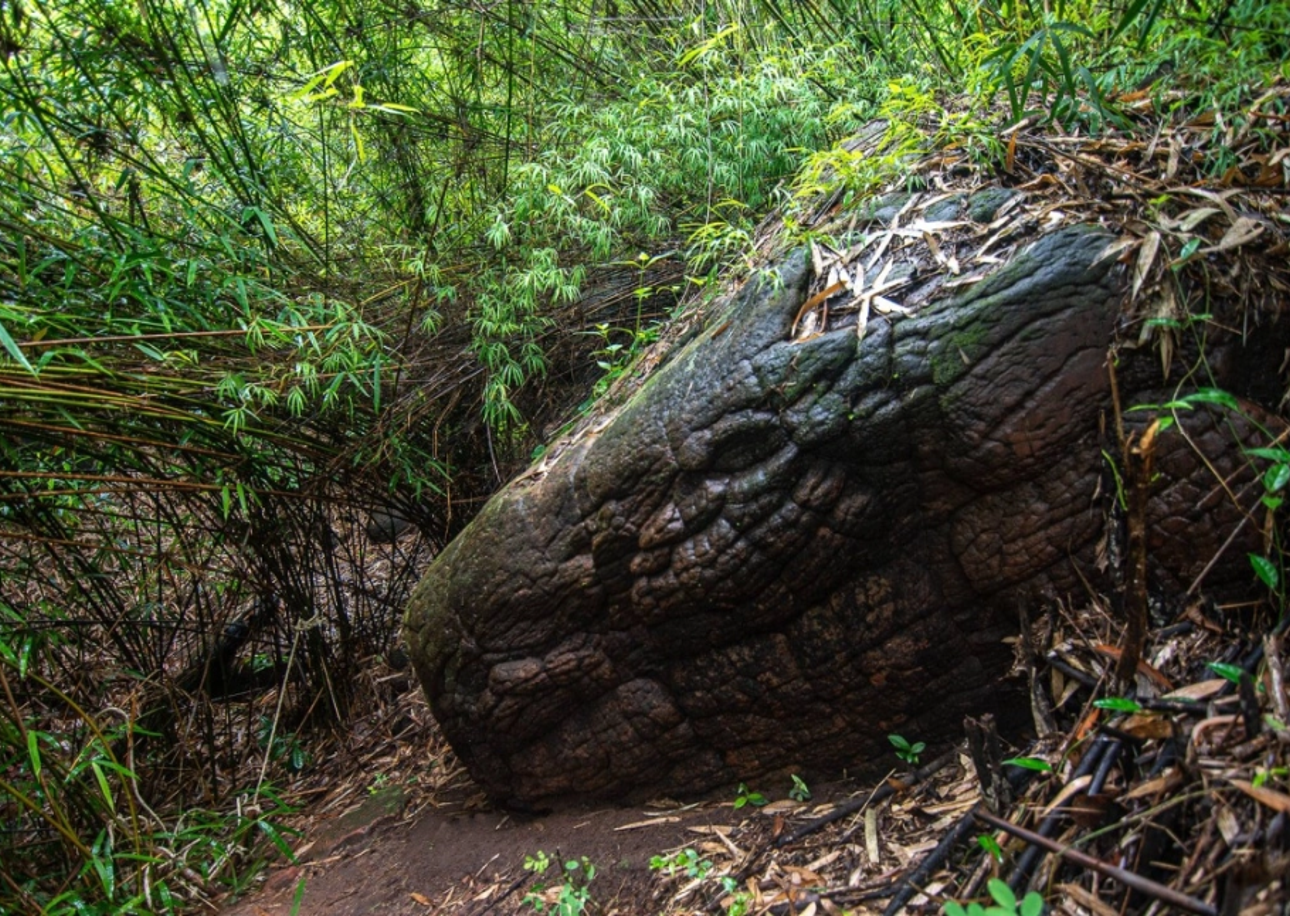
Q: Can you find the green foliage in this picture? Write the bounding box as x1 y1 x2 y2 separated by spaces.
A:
650 847 714 879
977 834 1005 863
944 878 1044 916
0 623 300 913
1 1 1285 911
1002 757 1053 774
1134 385 1289 614
789 774 812 802
1207 661 1246 685
522 852 596 916
1094 697 1144 714
733 782 768 810
888 733 926 765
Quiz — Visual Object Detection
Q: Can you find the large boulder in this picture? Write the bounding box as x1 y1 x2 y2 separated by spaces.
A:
403 224 1259 806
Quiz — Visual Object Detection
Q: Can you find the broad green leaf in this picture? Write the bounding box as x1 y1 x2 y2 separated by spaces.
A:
987 878 1017 911
91 761 115 814
1208 661 1244 684
1094 697 1142 713
27 730 41 778
288 60 353 103
977 834 1004 862
257 819 299 862
1003 756 1053 773
1180 387 1238 411
1247 447 1290 463
1020 892 1045 916
1251 554 1280 591
1264 463 1290 494
0 320 36 375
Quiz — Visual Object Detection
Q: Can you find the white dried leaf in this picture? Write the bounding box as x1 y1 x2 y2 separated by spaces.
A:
1131 231 1160 302
854 298 871 344
1204 216 1264 253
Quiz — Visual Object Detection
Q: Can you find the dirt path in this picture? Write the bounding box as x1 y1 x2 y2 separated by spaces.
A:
221 784 746 916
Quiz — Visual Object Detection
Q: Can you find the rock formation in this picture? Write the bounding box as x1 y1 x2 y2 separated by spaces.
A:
404 222 1267 806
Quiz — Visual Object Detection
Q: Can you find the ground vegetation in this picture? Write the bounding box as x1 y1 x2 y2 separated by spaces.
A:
0 0 1286 912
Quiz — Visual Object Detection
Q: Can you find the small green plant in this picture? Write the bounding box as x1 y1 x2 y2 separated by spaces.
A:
721 879 752 916
944 878 1044 916
650 847 713 879
888 733 926 765
585 320 660 402
652 849 750 914
367 772 391 795
256 716 309 773
522 852 596 916
977 834 1005 863
1253 766 1289 789
524 850 552 874
733 783 768 810
789 774 812 802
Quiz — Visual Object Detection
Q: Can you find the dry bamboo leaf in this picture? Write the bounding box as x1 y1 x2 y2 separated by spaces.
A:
1041 774 1094 817
805 850 843 872
1121 766 1184 800
1165 678 1228 701
1203 216 1265 253
1217 804 1241 845
1165 207 1222 232
786 866 825 884
1056 882 1120 916
410 891 433 905
615 816 680 830
873 297 908 315
1230 779 1290 813
1131 231 1161 302
761 799 803 814
1094 236 1138 266
790 282 844 340
811 240 824 277
855 296 872 343
1119 712 1174 741
906 219 970 234
849 264 864 294
686 824 733 835
1176 187 1239 223
864 807 880 864
866 230 895 270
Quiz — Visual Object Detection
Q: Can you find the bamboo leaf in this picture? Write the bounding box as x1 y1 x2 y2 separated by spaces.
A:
0 321 36 376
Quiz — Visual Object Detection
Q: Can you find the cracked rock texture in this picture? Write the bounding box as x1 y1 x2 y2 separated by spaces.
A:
404 225 1262 805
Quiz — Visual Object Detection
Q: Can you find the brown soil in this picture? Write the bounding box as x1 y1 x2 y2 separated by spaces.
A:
221 777 765 916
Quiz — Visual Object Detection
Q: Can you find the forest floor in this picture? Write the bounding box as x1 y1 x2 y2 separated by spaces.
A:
224 93 1290 916
219 596 1290 916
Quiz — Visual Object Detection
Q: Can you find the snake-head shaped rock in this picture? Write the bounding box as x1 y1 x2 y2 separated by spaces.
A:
403 225 1256 806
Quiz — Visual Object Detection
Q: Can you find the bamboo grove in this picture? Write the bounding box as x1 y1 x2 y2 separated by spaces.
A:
0 0 1286 910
